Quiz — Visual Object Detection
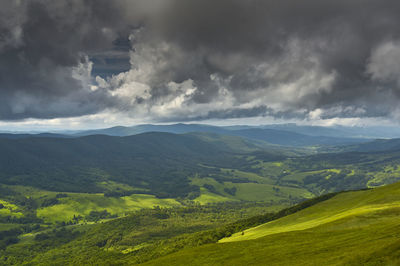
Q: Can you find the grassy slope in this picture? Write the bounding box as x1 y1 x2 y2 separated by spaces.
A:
221 184 399 242
145 182 400 265
37 194 180 223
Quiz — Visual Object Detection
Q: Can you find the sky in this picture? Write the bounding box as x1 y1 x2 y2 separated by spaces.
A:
1 0 400 131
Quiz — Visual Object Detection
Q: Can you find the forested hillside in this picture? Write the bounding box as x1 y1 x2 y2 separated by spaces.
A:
0 132 269 197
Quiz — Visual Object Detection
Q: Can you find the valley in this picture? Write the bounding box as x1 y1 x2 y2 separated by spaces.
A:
0 125 400 264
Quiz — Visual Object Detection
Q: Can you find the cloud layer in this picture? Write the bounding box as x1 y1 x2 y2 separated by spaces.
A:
2 0 400 124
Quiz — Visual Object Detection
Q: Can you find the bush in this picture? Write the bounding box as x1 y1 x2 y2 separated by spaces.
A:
224 187 237 196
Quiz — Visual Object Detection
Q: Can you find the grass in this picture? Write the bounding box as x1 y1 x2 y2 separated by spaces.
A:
230 182 312 202
281 168 342 184
0 223 21 231
0 185 181 223
193 187 235 204
221 181 400 242
252 161 290 177
144 181 400 265
221 201 400 242
191 175 313 203
145 220 400 266
0 199 23 218
37 193 180 223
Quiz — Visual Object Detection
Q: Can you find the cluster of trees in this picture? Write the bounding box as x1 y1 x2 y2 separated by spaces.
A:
304 170 368 192
34 228 80 243
86 210 117 222
40 198 59 207
224 187 237 196
0 224 40 250
0 214 42 225
103 189 150 197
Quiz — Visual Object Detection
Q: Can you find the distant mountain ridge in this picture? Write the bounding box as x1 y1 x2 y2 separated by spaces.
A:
261 123 400 139
339 138 400 152
3 123 396 147
73 123 227 137
72 123 368 147
0 133 69 139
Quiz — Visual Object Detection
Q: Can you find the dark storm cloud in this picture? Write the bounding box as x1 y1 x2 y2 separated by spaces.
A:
156 106 308 123
0 0 136 119
147 0 400 108
2 0 400 121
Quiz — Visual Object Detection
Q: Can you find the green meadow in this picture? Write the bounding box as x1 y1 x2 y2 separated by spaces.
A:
146 181 400 265
37 193 180 223
221 181 400 242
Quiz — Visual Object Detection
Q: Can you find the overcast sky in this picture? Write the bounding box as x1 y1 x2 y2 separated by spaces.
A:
2 0 400 130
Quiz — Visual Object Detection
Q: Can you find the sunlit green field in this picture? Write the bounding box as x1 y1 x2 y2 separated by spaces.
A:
191 174 313 204
0 199 23 218
192 187 234 204
221 181 400 242
37 193 180 223
146 181 400 265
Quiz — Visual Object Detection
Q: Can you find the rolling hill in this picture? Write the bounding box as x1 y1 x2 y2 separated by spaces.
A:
0 131 399 202
146 181 400 265
17 178 400 265
1 131 400 264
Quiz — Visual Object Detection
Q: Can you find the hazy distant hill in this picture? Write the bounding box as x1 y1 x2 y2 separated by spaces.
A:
262 123 400 139
74 123 368 147
0 133 69 139
5 123 392 146
338 138 400 152
229 128 365 146
261 123 354 138
73 123 227 136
